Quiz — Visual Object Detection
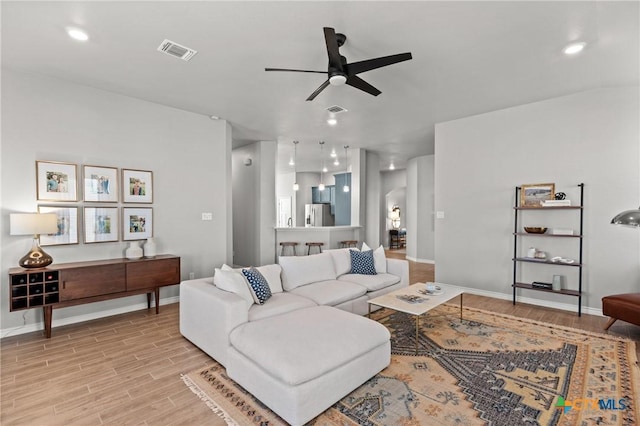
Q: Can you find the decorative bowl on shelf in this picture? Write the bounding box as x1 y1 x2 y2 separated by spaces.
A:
524 227 547 234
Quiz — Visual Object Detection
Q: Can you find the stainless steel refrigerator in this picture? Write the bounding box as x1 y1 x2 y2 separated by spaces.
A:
304 204 334 227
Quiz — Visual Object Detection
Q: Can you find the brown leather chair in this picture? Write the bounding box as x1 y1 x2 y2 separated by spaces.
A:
602 293 640 330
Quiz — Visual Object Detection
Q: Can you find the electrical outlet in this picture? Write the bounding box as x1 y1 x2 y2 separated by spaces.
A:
189 272 195 280
201 212 213 221
436 211 445 219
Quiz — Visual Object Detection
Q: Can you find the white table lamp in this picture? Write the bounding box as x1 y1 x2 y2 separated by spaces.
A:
10 213 58 268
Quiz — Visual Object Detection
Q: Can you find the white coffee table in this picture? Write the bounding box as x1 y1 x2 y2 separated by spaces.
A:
368 283 464 353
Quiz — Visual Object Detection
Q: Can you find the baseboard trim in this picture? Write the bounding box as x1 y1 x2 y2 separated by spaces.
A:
437 282 604 317
1 296 180 339
405 256 435 264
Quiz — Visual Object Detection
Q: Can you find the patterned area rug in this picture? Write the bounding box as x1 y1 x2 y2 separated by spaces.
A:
182 305 639 425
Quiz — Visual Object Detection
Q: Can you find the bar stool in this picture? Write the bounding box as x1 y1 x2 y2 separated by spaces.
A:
340 240 358 248
305 242 324 255
279 242 298 256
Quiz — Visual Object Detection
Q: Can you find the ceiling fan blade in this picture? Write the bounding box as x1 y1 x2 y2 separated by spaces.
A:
265 67 326 74
345 75 381 97
345 52 412 75
306 79 331 101
323 27 343 71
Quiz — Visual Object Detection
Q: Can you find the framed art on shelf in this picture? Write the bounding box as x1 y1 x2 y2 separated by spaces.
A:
123 207 153 241
84 207 119 243
83 165 118 202
520 183 555 207
36 161 78 201
122 169 153 203
38 206 79 246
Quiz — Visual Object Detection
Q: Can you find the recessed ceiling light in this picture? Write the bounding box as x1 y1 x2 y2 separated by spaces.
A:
66 27 89 41
322 167 328 173
327 118 337 126
333 159 339 166
563 42 586 55
389 163 395 170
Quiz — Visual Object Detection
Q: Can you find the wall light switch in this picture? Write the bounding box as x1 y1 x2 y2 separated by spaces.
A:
201 212 213 221
436 211 445 219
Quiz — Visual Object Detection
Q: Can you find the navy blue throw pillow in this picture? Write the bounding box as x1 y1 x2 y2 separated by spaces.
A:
241 267 272 304
349 249 377 275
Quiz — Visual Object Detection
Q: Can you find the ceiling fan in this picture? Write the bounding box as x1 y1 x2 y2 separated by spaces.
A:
265 27 412 101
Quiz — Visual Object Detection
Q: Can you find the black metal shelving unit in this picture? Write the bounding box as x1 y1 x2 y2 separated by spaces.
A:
512 183 584 316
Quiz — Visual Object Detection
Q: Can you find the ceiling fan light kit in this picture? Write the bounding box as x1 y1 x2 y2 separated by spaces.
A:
329 74 347 86
266 27 412 101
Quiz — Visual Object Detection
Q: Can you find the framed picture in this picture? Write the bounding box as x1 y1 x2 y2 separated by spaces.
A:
123 207 153 240
83 165 118 202
38 206 79 246
36 161 78 201
122 169 153 203
520 183 555 207
84 207 119 243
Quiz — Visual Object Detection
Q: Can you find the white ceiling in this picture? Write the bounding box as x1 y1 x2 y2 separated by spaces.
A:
2 1 638 174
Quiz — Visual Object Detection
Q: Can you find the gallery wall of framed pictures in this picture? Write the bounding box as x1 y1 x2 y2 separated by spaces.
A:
34 160 155 245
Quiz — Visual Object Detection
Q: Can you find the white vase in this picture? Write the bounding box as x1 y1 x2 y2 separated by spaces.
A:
143 238 157 258
125 241 143 260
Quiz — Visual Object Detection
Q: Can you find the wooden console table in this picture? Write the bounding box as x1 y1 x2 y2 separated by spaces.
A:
8 254 180 338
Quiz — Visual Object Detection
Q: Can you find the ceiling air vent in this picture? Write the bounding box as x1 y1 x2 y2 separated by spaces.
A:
326 105 348 114
157 39 197 61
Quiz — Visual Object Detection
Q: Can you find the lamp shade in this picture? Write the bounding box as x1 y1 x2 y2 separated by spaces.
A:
611 207 640 227
10 213 57 236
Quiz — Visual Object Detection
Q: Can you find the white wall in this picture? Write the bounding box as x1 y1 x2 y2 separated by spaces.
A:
1 69 233 333
364 151 381 247
435 87 640 312
232 144 258 266
232 141 276 266
406 155 435 262
351 149 366 227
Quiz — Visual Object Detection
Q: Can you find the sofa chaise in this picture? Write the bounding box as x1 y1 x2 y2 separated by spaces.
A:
180 248 409 425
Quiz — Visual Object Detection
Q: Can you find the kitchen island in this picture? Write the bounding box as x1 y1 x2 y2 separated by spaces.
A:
275 226 363 257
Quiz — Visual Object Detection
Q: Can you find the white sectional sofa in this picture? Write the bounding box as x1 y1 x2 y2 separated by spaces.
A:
180 248 409 425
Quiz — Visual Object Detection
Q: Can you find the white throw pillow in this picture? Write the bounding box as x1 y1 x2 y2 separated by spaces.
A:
325 248 358 276
361 242 387 274
278 252 337 291
256 264 284 294
213 268 254 306
222 263 283 294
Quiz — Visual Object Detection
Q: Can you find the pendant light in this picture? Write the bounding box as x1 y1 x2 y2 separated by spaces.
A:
318 141 325 191
292 141 299 191
343 145 350 192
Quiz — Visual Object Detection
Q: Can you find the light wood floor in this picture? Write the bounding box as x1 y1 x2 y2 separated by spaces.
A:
2 255 638 425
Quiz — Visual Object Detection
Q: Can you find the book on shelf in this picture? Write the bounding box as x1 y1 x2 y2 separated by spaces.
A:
532 281 553 289
551 228 574 235
542 199 572 206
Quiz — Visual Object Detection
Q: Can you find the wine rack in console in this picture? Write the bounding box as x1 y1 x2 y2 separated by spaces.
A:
8 254 180 338
10 270 60 310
